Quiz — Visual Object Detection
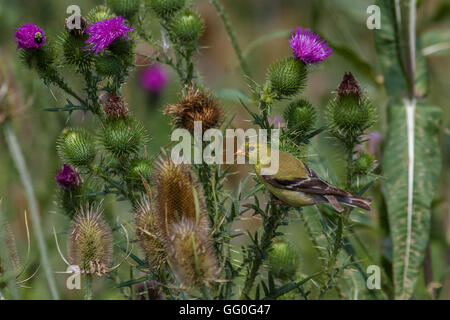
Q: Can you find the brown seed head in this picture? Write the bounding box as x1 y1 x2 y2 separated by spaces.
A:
164 86 223 134
135 197 167 269
65 15 88 36
68 204 113 276
134 280 164 300
336 72 362 99
100 92 129 119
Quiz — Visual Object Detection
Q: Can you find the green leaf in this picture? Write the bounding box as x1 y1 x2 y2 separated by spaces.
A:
421 29 450 57
213 88 252 103
382 104 442 299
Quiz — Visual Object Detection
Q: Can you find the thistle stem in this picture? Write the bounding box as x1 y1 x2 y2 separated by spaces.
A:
2 121 60 300
210 0 251 77
84 273 93 300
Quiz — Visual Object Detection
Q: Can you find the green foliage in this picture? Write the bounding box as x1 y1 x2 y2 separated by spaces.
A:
57 128 96 167
267 57 306 97
58 179 102 219
126 158 152 188
267 240 299 281
107 0 140 20
99 118 147 159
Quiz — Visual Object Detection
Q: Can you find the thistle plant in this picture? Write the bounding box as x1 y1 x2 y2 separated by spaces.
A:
9 0 401 301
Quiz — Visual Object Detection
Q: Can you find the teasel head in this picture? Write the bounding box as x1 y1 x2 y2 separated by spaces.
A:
135 197 167 269
68 204 113 275
267 239 299 281
147 0 186 20
164 86 223 135
267 57 307 97
100 92 129 119
153 155 210 238
65 14 88 36
107 0 140 20
167 218 218 290
99 118 147 159
57 128 96 167
170 10 204 46
283 99 317 140
0 221 20 277
326 72 376 147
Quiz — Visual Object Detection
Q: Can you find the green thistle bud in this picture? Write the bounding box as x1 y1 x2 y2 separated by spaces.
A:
326 72 376 144
68 204 113 275
354 152 376 175
100 118 147 158
57 128 96 167
268 240 299 281
127 158 152 187
283 99 317 137
59 32 93 72
107 0 140 20
170 10 204 45
87 6 113 23
95 54 121 77
58 179 101 219
135 198 166 269
167 218 218 289
267 57 307 97
19 45 58 85
146 0 186 19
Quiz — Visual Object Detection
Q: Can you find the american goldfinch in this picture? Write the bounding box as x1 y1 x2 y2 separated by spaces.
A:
237 142 371 212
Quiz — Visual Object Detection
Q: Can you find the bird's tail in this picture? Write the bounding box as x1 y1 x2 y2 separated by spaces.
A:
336 194 372 211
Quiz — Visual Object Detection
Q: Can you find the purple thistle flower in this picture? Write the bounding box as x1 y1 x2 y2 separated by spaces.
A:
15 24 46 50
84 16 135 55
56 164 81 190
140 64 169 93
289 27 332 64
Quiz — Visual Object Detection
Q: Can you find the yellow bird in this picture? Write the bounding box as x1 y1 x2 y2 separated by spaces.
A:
237 142 371 212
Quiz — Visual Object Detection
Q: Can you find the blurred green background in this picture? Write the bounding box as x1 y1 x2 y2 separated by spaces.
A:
0 0 449 299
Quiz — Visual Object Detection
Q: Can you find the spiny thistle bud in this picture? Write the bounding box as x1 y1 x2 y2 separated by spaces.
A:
107 0 140 20
267 240 299 281
65 15 88 36
153 156 210 240
100 92 129 118
170 10 204 45
134 280 163 300
164 86 223 134
95 54 122 77
0 221 20 277
59 32 93 72
167 218 218 289
147 0 186 20
126 158 152 187
58 178 101 219
326 72 376 145
135 198 166 269
57 128 96 167
68 204 113 275
354 152 377 175
100 118 147 158
87 6 113 23
267 57 307 97
283 99 317 137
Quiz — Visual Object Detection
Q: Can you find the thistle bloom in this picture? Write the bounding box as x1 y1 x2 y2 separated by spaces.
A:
84 16 134 55
289 27 332 64
14 24 46 50
140 64 169 93
56 164 81 190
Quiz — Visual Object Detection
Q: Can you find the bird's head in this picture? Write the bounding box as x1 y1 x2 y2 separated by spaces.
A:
235 141 273 165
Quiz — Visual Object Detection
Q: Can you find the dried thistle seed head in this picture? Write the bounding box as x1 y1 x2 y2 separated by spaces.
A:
100 118 147 158
164 87 223 134
147 0 186 19
170 10 204 45
68 204 113 275
153 156 210 239
57 128 96 167
134 280 164 300
336 72 362 99
135 198 167 269
267 240 299 281
100 92 129 119
267 57 307 97
65 14 88 36
167 218 218 289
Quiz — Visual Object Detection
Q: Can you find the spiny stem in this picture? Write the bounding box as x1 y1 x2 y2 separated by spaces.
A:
2 121 60 300
210 0 251 77
84 273 93 300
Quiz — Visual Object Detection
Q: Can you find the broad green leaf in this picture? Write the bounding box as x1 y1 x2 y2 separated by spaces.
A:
382 104 442 299
421 29 450 57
